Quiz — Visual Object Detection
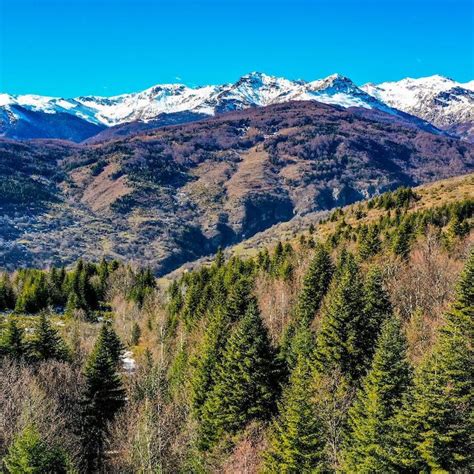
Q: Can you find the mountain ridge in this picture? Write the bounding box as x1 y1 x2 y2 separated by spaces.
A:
2 72 472 142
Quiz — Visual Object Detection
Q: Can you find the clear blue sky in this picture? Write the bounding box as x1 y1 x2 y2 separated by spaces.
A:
0 0 472 97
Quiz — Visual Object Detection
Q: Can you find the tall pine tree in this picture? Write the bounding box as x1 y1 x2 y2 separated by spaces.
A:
314 253 366 382
190 306 230 419
199 302 277 450
359 266 393 372
96 321 124 366
80 328 126 472
343 317 412 473
264 327 325 473
281 245 333 369
296 245 334 327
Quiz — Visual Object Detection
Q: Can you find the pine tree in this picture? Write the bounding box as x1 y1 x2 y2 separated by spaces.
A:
343 317 412 473
129 267 155 307
296 245 334 327
443 212 470 249
191 306 230 419
47 266 66 307
97 258 110 301
0 272 15 311
64 290 80 317
214 247 225 268
1 318 26 359
392 219 412 259
314 253 366 381
280 246 333 370
199 302 277 449
359 266 393 371
29 313 69 362
391 251 473 472
264 329 324 473
359 225 381 259
223 276 255 323
80 329 126 472
14 271 49 314
3 425 69 474
97 321 124 366
130 321 141 346
257 248 271 272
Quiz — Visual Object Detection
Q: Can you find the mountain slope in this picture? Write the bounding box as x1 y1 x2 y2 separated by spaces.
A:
0 100 472 274
1 72 448 142
0 104 105 142
362 75 474 141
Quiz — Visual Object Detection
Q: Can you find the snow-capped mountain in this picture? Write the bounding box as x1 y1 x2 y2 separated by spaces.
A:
1 72 472 142
362 75 474 140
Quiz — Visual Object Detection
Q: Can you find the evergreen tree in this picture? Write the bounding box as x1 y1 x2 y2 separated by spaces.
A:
64 291 80 317
0 272 15 310
14 271 49 314
359 266 393 371
29 313 69 362
128 267 155 307
280 246 333 369
264 329 324 473
391 251 474 472
3 425 70 474
214 247 225 268
359 225 381 259
97 258 110 301
199 302 277 449
80 329 126 472
314 253 366 381
97 321 124 366
1 318 26 359
47 267 66 307
79 263 98 310
191 306 230 419
257 248 271 272
443 212 470 249
296 245 334 327
130 321 141 346
343 317 412 473
392 219 412 258
223 276 255 323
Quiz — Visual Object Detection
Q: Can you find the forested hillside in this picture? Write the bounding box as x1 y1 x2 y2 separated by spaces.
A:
0 178 473 473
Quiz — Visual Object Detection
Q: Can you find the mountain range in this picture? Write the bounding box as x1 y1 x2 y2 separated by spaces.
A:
1 72 472 142
1 100 473 274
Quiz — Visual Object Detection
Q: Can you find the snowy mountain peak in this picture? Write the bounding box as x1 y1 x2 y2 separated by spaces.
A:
361 75 474 131
1 72 472 142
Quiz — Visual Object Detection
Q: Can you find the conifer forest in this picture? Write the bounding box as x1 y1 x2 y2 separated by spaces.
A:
1 182 473 473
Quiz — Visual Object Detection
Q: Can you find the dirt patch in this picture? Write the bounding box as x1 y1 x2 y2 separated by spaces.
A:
225 146 274 200
81 163 132 212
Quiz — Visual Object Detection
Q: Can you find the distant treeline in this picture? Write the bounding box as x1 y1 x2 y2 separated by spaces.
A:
0 259 156 317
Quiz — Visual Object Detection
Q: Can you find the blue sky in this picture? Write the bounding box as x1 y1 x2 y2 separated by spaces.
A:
1 0 472 97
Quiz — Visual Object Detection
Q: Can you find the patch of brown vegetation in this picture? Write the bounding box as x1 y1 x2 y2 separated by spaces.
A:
225 146 275 200
69 167 90 187
81 163 132 212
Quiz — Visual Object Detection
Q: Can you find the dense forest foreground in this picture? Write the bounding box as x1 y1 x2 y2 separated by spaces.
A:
0 178 473 473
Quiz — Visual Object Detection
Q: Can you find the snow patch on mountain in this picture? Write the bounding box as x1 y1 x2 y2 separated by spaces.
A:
2 72 472 141
0 72 399 129
361 75 474 129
